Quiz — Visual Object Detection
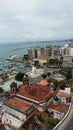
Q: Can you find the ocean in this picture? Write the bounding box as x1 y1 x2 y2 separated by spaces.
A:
0 41 67 72
0 41 66 59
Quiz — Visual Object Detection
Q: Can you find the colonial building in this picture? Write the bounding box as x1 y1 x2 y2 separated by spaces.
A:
2 97 34 129
56 90 71 104
16 84 53 111
48 99 69 119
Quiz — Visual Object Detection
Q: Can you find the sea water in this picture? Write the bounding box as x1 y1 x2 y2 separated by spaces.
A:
0 41 66 71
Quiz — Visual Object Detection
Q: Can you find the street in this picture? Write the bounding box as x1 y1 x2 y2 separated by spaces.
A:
64 116 73 130
63 97 73 130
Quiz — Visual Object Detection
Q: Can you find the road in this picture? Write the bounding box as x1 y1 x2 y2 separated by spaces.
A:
29 67 60 84
63 97 73 130
64 116 73 130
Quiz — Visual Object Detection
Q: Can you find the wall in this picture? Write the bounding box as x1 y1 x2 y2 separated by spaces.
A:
2 105 26 128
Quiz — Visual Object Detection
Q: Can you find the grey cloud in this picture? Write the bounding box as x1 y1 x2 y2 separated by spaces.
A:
0 0 73 42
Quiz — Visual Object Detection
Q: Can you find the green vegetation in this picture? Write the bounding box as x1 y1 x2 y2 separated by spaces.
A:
0 87 4 93
66 68 72 80
5 91 10 97
20 115 36 130
58 80 66 90
47 72 51 77
15 72 24 81
34 60 40 68
37 114 59 126
49 58 63 66
42 73 47 79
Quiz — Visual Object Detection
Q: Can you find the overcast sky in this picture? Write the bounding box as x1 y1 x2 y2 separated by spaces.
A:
0 0 73 43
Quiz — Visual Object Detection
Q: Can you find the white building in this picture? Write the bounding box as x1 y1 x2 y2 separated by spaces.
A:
53 73 65 81
48 100 69 120
56 90 71 104
2 97 34 129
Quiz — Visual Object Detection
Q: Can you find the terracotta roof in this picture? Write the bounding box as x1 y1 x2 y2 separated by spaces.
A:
34 109 48 116
17 84 52 102
38 80 49 86
56 91 70 98
6 97 31 111
49 101 69 113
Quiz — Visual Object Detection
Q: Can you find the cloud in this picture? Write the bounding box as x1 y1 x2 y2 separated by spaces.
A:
0 0 73 42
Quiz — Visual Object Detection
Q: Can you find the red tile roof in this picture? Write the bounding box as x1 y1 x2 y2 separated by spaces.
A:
17 84 52 102
49 101 69 113
6 97 31 111
34 109 47 116
38 80 49 86
56 91 70 98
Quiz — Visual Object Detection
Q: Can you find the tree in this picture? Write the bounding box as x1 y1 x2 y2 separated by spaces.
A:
15 72 24 81
47 72 51 77
66 68 72 80
42 73 47 79
58 81 66 90
49 59 55 65
34 60 39 68
49 58 60 66
5 92 10 97
0 87 4 93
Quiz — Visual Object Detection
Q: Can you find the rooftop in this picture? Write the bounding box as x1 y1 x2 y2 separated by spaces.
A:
56 91 71 98
17 84 52 102
5 97 32 112
49 101 69 113
38 80 49 86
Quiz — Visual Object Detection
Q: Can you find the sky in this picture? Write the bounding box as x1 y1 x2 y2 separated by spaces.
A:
0 0 73 43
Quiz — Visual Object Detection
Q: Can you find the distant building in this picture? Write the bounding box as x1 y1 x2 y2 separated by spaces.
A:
28 46 54 59
63 55 73 62
53 73 65 81
28 48 32 59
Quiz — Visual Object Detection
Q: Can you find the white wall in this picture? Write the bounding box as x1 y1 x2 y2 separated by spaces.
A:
48 108 64 120
2 105 26 128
